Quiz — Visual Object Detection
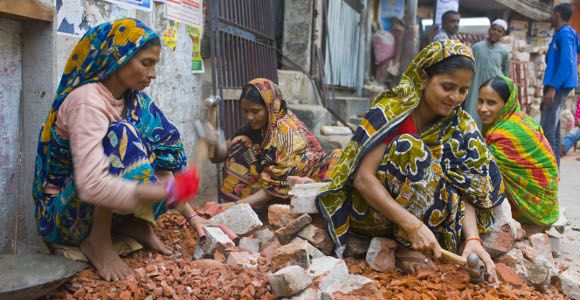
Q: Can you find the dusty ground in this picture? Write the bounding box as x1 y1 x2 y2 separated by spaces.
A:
43 152 580 299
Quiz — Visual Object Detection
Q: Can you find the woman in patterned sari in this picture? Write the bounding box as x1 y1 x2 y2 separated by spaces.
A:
33 19 235 281
316 41 505 283
477 76 559 226
207 78 341 211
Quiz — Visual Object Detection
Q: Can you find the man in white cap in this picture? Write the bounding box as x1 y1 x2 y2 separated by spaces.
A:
464 19 511 128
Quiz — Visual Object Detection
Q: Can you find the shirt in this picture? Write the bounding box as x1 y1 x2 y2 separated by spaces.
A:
544 24 580 92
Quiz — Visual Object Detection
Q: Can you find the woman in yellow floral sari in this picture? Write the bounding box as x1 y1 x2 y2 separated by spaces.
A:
208 78 341 211
316 41 505 282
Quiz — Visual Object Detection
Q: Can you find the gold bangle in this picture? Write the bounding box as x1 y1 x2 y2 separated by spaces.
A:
406 222 423 234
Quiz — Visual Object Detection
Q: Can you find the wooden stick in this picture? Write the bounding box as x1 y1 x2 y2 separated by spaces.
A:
441 249 467 265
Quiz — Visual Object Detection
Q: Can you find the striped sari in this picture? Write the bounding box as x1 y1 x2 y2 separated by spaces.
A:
482 76 559 226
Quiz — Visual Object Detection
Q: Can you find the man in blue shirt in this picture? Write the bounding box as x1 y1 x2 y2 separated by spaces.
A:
541 3 580 167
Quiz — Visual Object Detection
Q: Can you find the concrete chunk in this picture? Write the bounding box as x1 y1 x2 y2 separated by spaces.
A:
558 270 580 299
268 204 297 228
210 203 263 236
238 237 261 253
529 233 554 263
365 237 397 273
321 274 384 300
343 235 370 258
275 214 313 245
289 182 330 214
226 251 260 269
291 237 326 260
307 256 349 292
272 239 311 271
193 227 235 260
284 287 321 300
269 266 313 298
298 224 333 255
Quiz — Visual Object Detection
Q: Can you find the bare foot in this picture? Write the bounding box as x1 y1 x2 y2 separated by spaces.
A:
116 217 172 256
80 236 132 281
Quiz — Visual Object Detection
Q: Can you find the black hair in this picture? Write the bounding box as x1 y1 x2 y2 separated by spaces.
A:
423 55 475 78
554 3 574 22
442 10 460 23
142 37 161 49
480 76 510 103
240 84 266 106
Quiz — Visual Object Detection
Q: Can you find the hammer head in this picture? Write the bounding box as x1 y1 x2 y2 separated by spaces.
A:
466 253 486 283
204 95 222 107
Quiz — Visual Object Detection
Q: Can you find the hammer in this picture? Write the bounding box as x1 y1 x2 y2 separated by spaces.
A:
441 249 486 283
204 96 222 160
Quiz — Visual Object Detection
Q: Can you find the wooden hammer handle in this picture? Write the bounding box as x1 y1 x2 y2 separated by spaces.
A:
441 249 467 265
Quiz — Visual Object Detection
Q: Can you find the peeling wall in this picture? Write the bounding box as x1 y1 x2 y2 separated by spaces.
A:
0 18 23 253
1 0 216 254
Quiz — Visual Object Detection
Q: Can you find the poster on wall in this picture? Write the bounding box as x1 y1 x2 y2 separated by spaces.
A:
165 0 203 27
101 0 153 11
380 0 404 31
56 0 137 37
435 0 460 25
187 25 204 73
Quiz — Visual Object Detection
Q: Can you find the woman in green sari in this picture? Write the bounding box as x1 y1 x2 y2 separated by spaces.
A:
316 40 505 283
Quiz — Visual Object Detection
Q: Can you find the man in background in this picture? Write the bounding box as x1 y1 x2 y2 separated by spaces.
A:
464 19 511 127
541 3 579 166
432 10 460 42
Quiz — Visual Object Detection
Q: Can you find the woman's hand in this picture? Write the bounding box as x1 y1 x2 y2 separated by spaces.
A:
403 223 442 259
189 215 238 242
462 239 498 284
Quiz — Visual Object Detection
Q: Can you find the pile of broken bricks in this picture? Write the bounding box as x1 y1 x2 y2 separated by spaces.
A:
47 183 577 299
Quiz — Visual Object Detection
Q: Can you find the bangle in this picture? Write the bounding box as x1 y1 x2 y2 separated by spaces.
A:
185 211 199 223
464 237 482 245
406 222 423 234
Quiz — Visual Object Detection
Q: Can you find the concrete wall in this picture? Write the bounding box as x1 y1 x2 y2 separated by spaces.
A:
1 0 216 254
0 18 23 254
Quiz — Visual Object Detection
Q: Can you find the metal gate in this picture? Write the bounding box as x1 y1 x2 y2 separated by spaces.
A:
209 0 278 139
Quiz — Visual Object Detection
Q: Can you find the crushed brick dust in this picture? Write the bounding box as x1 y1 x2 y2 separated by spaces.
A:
46 212 568 299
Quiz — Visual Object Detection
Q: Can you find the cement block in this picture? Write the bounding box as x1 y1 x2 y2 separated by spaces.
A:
332 96 370 125
291 237 326 260
210 203 263 236
316 135 351 153
268 204 297 229
284 286 321 300
289 182 330 214
307 256 349 292
269 265 313 298
529 233 554 263
558 270 580 299
193 227 236 260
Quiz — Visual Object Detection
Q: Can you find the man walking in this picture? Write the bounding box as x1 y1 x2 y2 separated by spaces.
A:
432 10 460 42
541 3 579 166
465 19 510 127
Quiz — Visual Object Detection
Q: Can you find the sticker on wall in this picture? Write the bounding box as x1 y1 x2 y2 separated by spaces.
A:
55 0 89 37
187 25 204 73
162 21 179 50
101 0 153 12
165 0 203 27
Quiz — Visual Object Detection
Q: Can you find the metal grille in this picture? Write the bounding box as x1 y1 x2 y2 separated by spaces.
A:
209 0 278 139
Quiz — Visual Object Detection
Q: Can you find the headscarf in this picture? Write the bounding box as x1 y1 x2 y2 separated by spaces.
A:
316 40 505 249
33 18 187 202
247 78 330 198
482 76 559 225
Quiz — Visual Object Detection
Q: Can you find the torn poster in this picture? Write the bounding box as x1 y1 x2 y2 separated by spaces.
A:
56 0 137 37
187 25 204 73
101 0 153 11
165 0 203 27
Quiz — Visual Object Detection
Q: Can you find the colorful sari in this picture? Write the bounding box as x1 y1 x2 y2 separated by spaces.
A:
482 76 559 226
33 19 187 245
221 78 341 201
316 41 506 255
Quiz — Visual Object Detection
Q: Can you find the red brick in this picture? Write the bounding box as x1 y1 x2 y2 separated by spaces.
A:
365 237 397 273
271 239 311 271
482 224 515 258
268 204 297 228
496 263 525 288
